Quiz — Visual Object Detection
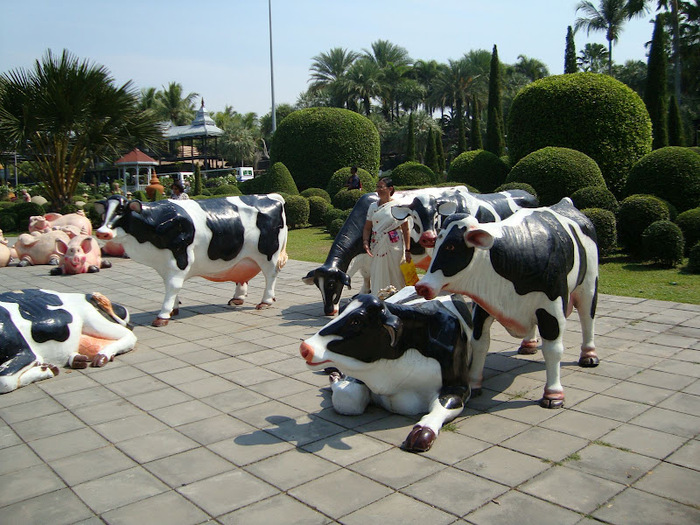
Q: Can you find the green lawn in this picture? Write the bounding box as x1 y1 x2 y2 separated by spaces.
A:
288 227 700 305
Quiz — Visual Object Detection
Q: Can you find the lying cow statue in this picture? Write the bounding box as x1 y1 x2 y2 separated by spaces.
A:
300 287 473 452
0 289 136 393
95 194 288 327
415 198 599 409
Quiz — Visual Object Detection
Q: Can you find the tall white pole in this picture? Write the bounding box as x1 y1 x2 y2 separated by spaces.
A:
268 0 276 133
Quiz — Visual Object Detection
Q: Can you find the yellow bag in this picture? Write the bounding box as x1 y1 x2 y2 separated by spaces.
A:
400 260 419 286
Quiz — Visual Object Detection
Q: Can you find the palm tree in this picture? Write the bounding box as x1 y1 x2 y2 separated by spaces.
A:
155 82 199 125
363 40 412 120
309 47 359 108
575 0 649 74
0 49 163 209
514 55 550 81
138 87 158 112
412 59 443 114
578 43 610 72
342 57 382 116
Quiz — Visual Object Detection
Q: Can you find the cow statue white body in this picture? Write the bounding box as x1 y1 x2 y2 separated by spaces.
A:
95 194 288 327
0 289 136 393
28 211 93 236
300 286 474 452
415 198 599 409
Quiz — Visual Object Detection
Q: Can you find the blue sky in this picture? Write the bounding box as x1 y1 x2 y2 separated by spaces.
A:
0 0 657 117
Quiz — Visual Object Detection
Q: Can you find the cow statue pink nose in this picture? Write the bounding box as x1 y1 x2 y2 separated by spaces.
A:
299 341 314 363
414 283 434 300
419 231 437 248
95 229 113 241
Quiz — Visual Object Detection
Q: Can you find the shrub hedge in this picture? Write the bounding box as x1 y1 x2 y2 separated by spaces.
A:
617 194 670 254
582 208 617 256
300 188 331 203
270 107 380 191
447 149 509 192
506 147 605 206
507 73 652 197
642 220 684 267
326 167 374 197
688 241 700 273
675 207 700 255
625 146 700 212
332 189 364 210
284 195 309 229
494 182 538 200
307 196 330 226
571 185 619 213
390 161 435 187
213 184 242 196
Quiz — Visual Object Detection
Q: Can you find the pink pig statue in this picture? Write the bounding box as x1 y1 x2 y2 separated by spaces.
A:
13 230 72 266
50 235 112 275
0 230 12 267
28 211 92 236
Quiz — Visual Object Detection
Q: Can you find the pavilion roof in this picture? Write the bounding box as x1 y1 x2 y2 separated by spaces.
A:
164 99 223 140
115 148 158 166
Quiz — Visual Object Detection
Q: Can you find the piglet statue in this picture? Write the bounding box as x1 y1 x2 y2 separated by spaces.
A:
28 211 92 236
13 230 72 266
0 230 13 267
50 235 112 275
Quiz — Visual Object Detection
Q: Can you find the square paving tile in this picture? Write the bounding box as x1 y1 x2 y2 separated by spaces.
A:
564 443 659 484
100 490 209 525
28 426 109 462
116 428 199 463
455 445 551 486
465 489 582 525
632 462 699 506
349 447 445 489
176 414 256 445
592 487 700 525
0 444 43 476
0 487 95 525
501 426 588 463
342 492 455 524
10 410 86 442
245 448 339 490
208 431 294 466
599 423 687 459
49 446 137 486
301 429 392 467
144 447 235 488
92 413 168 443
0 464 66 507
665 439 700 470
218 493 329 525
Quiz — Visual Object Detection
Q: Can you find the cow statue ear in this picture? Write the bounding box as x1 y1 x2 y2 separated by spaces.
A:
382 311 403 347
342 272 351 289
129 201 143 213
301 270 316 285
464 227 495 250
391 206 411 221
437 201 457 216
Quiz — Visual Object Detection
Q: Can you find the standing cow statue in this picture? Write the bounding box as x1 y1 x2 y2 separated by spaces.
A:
95 194 288 327
415 198 599 409
300 287 473 452
0 289 136 393
50 235 113 275
28 211 93 236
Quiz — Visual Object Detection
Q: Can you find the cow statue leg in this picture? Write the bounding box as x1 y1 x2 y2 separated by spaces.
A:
329 372 371 415
228 282 248 306
255 264 279 310
536 308 566 408
153 276 185 327
469 307 495 396
0 351 59 394
518 327 539 355
575 284 599 368
402 385 470 453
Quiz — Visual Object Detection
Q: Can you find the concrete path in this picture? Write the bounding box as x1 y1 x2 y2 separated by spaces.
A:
0 256 698 524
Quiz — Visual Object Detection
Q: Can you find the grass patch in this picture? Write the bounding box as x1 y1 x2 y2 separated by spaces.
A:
442 422 458 432
286 227 700 304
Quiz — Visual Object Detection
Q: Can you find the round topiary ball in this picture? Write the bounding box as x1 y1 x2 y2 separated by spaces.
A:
300 188 331 203
506 147 606 206
571 185 619 213
390 161 435 187
323 206 346 231
271 107 380 191
617 194 671 255
675 208 700 256
332 189 364 210
329 217 346 238
507 73 652 197
213 184 242 195
447 150 509 192
494 182 538 200
0 212 17 233
642 220 684 267
284 195 310 229
582 208 616 256
326 167 374 197
265 162 299 195
307 196 330 226
11 202 46 231
625 146 700 212
687 241 700 273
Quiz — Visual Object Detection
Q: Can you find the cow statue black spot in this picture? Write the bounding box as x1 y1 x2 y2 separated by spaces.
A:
300 287 474 452
415 198 599 409
95 194 288 327
0 289 136 393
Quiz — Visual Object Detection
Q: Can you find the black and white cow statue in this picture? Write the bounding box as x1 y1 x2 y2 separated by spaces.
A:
300 286 473 452
96 194 288 327
415 198 599 409
0 289 136 393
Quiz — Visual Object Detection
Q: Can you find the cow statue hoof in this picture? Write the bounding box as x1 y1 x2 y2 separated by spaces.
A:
40 363 60 376
578 356 599 367
152 317 169 327
92 354 109 367
401 425 437 453
255 302 272 310
70 354 90 369
517 340 539 355
228 298 245 306
170 308 179 317
539 397 565 409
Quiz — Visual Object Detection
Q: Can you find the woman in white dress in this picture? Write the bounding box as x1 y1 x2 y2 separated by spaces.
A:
361 177 411 295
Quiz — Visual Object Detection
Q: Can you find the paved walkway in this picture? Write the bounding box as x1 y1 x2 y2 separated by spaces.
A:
0 255 698 524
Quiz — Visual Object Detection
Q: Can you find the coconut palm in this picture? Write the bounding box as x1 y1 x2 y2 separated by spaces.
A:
342 57 382 116
575 0 649 74
309 47 359 108
155 82 199 125
514 55 550 81
413 59 444 114
363 40 412 120
0 49 163 209
578 42 610 72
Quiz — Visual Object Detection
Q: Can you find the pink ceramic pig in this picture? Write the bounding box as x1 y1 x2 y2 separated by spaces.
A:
28 211 92 236
101 240 126 258
0 230 12 267
51 235 112 275
13 230 72 266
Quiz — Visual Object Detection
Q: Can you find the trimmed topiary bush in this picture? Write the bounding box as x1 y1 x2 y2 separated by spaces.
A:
617 194 671 255
329 218 346 238
582 208 616 256
675 207 700 255
494 182 537 199
326 167 374 197
307 196 330 226
507 73 652 197
324 206 346 231
300 188 331 203
571 185 619 213
642 220 684 267
687 241 700 273
0 211 17 232
332 189 364 211
506 147 606 206
625 146 700 212
271 107 380 191
447 149 509 192
390 161 435 187
132 190 148 201
213 184 242 196
284 195 309 229
266 162 299 195
10 202 46 231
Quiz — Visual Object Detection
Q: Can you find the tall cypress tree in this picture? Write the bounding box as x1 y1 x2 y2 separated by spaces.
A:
457 106 467 154
645 16 669 150
485 45 505 157
193 164 202 196
565 26 577 74
425 127 439 175
407 113 416 161
668 94 685 146
436 131 445 175
470 96 483 150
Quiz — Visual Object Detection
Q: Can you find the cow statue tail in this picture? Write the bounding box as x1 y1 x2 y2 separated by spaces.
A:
277 240 288 270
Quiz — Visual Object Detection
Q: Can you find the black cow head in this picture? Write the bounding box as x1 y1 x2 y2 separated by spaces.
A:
303 267 352 315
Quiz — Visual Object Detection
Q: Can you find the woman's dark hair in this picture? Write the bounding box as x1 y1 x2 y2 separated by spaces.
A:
172 181 185 192
379 176 395 195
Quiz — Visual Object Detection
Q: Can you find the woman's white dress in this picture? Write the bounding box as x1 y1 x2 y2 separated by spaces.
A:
366 200 406 294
